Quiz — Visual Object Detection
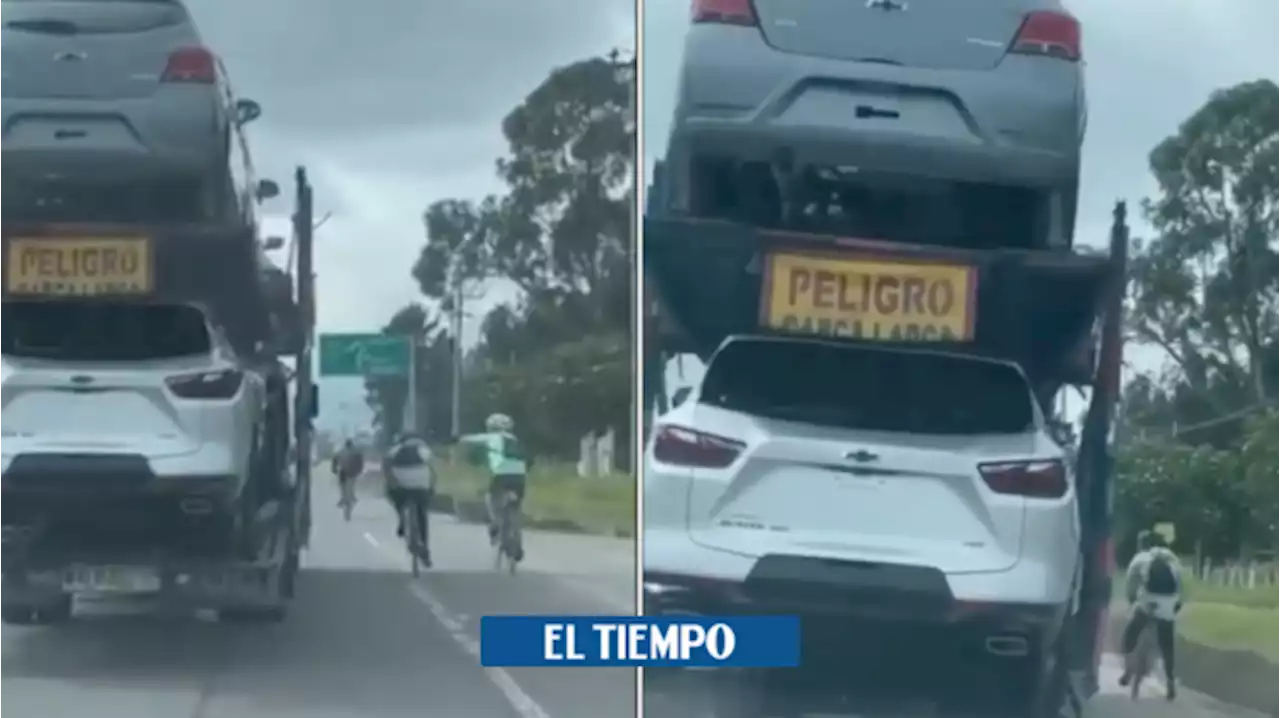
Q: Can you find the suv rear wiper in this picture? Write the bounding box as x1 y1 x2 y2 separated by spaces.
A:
6 19 80 35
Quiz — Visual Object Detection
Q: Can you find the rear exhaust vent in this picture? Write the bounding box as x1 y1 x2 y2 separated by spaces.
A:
984 635 1029 657
179 498 214 516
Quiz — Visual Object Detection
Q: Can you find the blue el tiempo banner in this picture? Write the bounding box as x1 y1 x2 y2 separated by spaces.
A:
480 615 800 668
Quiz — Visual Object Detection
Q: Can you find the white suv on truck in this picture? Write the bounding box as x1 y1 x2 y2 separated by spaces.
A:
643 335 1080 716
2 300 266 576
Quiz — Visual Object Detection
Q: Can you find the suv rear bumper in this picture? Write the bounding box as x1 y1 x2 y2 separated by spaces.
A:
3 455 250 563
644 528 1072 671
645 566 1069 708
2 452 243 496
667 119 1076 202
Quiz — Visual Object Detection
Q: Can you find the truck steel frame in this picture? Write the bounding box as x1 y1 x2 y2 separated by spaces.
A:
641 159 1129 716
0 167 319 625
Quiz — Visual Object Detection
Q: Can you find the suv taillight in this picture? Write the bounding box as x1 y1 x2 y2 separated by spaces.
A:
1010 11 1081 61
166 368 243 400
692 0 757 26
979 460 1068 498
162 46 216 83
652 425 745 468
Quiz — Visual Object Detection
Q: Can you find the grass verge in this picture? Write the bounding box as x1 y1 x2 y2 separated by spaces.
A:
1178 602 1278 662
433 459 635 538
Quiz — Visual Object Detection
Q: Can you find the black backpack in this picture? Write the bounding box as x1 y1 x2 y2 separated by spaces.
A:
390 441 427 468
1146 553 1178 595
339 451 364 477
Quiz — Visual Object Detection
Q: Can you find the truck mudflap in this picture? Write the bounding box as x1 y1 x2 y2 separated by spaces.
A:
644 217 1116 385
1 222 283 353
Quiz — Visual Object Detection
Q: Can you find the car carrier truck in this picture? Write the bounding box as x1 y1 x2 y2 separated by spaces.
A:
642 159 1129 718
0 167 321 625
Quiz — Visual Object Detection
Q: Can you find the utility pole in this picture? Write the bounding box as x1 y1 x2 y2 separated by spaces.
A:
611 48 639 466
450 278 463 438
404 338 419 435
627 55 637 468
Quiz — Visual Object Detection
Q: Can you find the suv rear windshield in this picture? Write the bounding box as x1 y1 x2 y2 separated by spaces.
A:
699 339 1035 434
3 178 207 224
2 0 188 35
3 301 212 361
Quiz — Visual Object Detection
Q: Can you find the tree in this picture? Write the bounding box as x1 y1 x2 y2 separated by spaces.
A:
370 52 635 468
1113 438 1235 560
1114 80 1279 559
412 53 634 331
1126 79 1278 431
363 51 632 470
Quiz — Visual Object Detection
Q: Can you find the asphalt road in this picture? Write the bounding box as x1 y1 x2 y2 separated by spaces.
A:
643 636 1267 718
1 471 638 718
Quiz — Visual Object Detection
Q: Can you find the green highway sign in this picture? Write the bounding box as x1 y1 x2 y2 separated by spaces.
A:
318 333 411 377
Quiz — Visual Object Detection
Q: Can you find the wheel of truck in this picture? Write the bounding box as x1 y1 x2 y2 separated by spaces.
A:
703 670 772 718
995 640 1070 718
2 595 72 626
280 548 299 599
218 604 287 624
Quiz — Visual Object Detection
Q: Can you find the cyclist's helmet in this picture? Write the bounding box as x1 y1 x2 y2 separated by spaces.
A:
485 413 514 433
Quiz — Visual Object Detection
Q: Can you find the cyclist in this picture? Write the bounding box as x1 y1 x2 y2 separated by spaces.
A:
1118 529 1183 700
332 439 364 513
456 413 528 561
384 431 435 567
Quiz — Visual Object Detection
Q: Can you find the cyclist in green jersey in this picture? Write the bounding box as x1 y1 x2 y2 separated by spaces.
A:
456 413 528 560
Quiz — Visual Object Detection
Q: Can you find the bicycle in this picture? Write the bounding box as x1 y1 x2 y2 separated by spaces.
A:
338 477 357 522
492 489 523 575
401 497 429 577
1125 604 1161 700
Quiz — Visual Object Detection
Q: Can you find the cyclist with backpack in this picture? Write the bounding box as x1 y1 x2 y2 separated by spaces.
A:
1119 529 1183 700
383 431 436 567
332 439 365 518
455 413 528 562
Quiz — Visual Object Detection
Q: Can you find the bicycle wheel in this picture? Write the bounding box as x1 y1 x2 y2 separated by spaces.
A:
492 498 509 571
502 497 521 575
399 504 417 577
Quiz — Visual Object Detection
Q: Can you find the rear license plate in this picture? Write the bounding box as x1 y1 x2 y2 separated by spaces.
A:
5 236 153 296
63 565 161 594
760 252 977 342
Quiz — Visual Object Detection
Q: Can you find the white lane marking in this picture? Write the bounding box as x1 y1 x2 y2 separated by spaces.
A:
407 578 547 716
357 531 552 718
408 580 553 718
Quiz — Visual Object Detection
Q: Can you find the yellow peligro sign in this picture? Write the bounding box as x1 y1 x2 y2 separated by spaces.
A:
760 252 978 341
6 237 153 296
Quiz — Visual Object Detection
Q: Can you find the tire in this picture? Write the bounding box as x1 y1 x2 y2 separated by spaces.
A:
2 595 72 626
708 671 772 718
647 670 766 718
994 643 1069 718
219 605 287 624
280 548 299 599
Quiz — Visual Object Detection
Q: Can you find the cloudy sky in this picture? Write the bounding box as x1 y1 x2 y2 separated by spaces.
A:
183 0 634 431
642 0 1280 401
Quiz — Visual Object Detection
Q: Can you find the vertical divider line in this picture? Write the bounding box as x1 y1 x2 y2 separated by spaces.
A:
631 3 647 717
